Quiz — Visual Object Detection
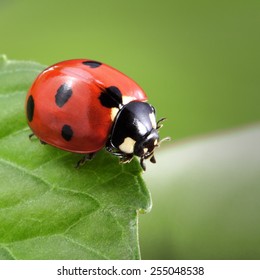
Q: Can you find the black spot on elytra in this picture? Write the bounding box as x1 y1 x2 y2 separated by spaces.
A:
55 83 73 108
82 60 102 68
99 86 123 108
61 124 73 141
26 95 34 122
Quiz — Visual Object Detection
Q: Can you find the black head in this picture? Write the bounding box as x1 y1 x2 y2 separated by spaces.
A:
107 101 169 171
133 128 159 170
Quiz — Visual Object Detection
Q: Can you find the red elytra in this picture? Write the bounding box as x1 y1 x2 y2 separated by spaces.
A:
25 59 147 153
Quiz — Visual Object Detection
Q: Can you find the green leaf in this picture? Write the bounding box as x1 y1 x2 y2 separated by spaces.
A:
140 124 260 259
0 55 151 260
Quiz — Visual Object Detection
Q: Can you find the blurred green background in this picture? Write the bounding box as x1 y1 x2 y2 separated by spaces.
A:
1 0 259 259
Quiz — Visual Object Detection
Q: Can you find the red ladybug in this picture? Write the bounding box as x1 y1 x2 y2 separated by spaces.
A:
25 59 168 170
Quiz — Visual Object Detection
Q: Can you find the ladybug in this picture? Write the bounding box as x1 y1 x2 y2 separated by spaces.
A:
25 59 169 171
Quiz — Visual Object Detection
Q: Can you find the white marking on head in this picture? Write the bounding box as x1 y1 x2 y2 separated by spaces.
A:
119 137 136 154
110 107 119 121
149 113 157 129
143 148 148 154
122 96 135 105
154 139 158 146
133 118 147 135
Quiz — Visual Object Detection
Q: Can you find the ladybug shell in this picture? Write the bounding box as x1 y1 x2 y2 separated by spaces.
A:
26 59 147 153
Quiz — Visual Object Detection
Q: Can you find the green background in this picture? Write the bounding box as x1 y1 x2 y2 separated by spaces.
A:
1 0 259 259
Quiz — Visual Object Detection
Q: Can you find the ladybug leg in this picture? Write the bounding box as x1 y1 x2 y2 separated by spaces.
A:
105 139 116 154
106 146 134 164
119 153 134 164
140 157 146 171
105 139 134 164
29 133 35 140
150 154 156 164
28 133 46 145
76 153 95 169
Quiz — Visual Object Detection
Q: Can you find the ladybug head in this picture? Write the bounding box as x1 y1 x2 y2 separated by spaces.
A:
107 101 170 171
134 128 159 170
133 118 170 171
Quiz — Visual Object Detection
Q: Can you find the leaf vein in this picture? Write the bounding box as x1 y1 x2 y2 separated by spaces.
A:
62 235 109 259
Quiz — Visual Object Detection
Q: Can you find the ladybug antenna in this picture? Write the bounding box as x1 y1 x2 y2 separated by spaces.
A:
157 136 171 147
156 117 167 129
